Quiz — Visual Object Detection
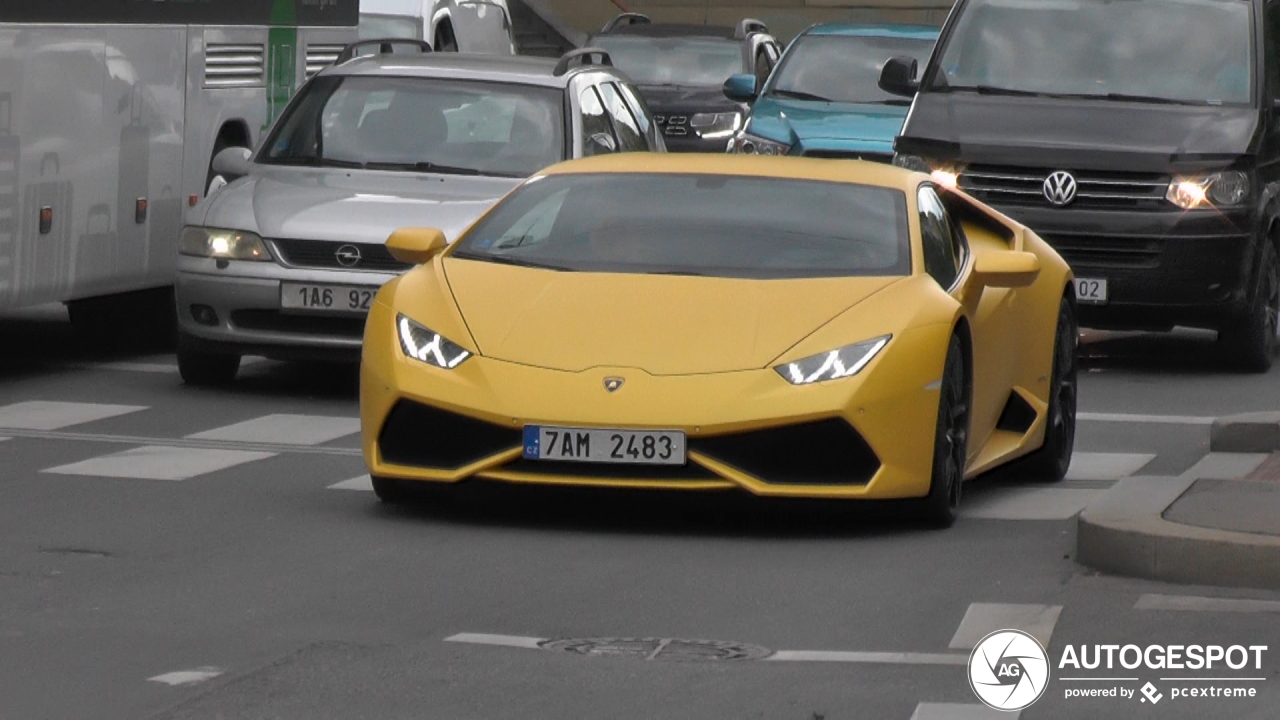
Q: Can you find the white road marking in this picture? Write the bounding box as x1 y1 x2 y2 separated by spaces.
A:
1136 594 1280 613
1078 412 1215 425
949 603 1062 651
329 475 373 491
147 667 224 686
0 427 360 456
1179 452 1270 479
187 414 359 446
0 400 147 430
765 651 967 665
445 633 547 649
910 703 1019 720
961 488 1099 521
1066 452 1156 482
43 446 276 481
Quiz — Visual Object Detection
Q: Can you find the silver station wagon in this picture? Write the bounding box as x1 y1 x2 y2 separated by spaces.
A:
176 39 663 385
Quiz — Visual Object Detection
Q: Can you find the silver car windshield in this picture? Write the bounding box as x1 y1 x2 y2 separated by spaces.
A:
930 0 1253 106
593 36 744 86
260 75 564 178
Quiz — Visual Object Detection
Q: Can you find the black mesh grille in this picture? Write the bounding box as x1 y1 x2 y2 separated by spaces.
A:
378 400 522 469
497 457 722 480
230 310 367 338
271 238 411 272
690 419 879 485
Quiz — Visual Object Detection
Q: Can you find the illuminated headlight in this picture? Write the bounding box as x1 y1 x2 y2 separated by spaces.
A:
732 133 791 156
179 226 272 260
893 154 959 188
1166 171 1251 209
775 335 890 385
397 314 472 369
690 112 742 139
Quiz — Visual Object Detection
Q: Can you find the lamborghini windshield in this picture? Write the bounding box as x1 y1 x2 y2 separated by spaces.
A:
930 0 1253 105
451 173 910 278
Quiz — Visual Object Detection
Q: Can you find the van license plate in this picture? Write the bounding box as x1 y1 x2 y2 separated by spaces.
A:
1074 278 1107 305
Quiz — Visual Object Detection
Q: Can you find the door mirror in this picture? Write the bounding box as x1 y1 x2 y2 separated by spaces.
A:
878 56 920 98
587 132 617 154
972 251 1041 288
723 73 759 103
386 227 448 265
211 146 253 181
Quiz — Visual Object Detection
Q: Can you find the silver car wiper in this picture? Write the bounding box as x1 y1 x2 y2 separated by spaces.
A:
364 160 486 176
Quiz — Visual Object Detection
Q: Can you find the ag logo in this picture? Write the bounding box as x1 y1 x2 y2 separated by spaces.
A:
968 629 1050 711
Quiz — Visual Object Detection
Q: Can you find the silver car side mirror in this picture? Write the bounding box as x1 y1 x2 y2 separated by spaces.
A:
211 146 253 182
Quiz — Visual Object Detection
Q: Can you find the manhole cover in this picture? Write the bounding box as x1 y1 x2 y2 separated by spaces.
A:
539 637 772 662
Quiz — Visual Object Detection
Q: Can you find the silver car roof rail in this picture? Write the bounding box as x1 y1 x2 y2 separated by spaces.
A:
336 38 433 64
600 13 651 33
553 47 613 76
734 18 768 39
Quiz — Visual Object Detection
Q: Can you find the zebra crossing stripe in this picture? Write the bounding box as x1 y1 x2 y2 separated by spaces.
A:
43 446 276 481
187 414 360 446
329 475 373 491
910 703 1019 719
949 603 1062 651
0 400 146 430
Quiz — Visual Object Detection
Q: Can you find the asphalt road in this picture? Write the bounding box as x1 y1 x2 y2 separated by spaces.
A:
2 305 1279 720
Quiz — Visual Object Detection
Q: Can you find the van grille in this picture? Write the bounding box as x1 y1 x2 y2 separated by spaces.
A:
653 115 689 137
959 165 1170 210
204 43 265 88
305 44 345 78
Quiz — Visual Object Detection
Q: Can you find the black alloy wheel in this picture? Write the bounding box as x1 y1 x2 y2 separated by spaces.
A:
1020 296 1078 481
920 334 969 528
1220 238 1280 373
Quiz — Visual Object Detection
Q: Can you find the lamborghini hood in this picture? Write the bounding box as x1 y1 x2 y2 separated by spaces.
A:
442 259 903 375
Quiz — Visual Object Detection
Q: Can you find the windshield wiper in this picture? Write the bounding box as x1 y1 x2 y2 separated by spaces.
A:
1066 92 1214 106
262 156 365 168
452 253 571 271
770 88 834 102
944 85 1047 97
363 160 487 176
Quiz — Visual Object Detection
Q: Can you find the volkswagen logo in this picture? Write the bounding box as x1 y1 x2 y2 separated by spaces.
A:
334 244 362 268
603 377 625 393
1043 171 1078 207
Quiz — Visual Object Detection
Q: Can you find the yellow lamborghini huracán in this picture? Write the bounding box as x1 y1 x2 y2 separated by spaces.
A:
359 154 1077 526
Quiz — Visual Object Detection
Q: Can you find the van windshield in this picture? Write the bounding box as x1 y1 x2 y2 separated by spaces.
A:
929 0 1253 106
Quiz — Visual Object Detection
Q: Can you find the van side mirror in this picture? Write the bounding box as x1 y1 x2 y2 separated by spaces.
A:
878 56 920 98
386 227 448 265
723 73 759 103
972 251 1040 288
211 146 253 181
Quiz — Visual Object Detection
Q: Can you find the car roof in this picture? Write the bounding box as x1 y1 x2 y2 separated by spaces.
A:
599 23 739 39
804 22 939 40
537 153 922 192
319 52 604 88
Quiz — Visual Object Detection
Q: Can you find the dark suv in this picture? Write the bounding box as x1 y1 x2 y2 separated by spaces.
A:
589 13 781 152
883 0 1280 370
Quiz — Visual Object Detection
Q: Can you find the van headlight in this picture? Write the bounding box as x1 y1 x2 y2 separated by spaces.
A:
1166 171 1251 209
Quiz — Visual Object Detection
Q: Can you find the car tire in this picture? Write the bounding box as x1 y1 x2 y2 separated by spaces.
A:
920 334 969 528
1219 238 1280 373
1019 296 1078 482
177 345 240 386
370 476 454 505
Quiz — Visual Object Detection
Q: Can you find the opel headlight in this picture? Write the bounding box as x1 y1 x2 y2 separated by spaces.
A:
179 227 272 261
397 314 472 369
732 133 791 156
1166 171 1251 209
690 112 742 140
775 336 891 385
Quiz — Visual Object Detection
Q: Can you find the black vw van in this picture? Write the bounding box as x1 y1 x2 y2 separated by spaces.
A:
882 0 1280 370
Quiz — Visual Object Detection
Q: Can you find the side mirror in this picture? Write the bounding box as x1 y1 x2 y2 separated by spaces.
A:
210 146 253 181
723 73 759 103
386 227 448 265
878 56 920 98
972 251 1040 288
587 132 617 153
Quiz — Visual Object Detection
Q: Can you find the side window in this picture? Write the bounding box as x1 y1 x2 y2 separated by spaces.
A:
598 82 647 152
579 86 618 156
918 186 964 289
754 49 772 85
615 81 656 147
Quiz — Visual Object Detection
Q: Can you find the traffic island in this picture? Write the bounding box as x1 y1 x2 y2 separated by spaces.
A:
1076 418 1280 590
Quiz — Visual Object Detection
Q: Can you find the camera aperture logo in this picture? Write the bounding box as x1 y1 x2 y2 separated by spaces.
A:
969 629 1051 711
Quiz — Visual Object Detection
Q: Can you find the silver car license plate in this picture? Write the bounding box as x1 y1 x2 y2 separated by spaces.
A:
280 283 377 314
523 425 687 465
1074 277 1107 305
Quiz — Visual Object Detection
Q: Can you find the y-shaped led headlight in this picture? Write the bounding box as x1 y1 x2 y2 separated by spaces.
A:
397 314 472 369
775 335 891 385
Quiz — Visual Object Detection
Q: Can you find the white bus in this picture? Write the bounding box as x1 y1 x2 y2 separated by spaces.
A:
0 0 357 334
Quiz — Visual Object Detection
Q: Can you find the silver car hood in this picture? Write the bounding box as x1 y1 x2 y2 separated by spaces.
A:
198 166 522 243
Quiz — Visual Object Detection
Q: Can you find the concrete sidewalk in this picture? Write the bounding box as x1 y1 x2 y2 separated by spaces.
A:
1077 413 1280 590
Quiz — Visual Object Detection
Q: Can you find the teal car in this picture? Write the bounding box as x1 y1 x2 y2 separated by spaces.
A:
723 23 937 161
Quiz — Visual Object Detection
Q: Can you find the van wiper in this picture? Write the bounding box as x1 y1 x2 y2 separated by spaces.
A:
770 88 833 102
1067 92 1214 106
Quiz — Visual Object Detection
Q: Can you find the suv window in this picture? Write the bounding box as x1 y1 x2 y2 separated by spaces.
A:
918 186 965 288
615 81 655 144
598 82 647 152
579 86 619 156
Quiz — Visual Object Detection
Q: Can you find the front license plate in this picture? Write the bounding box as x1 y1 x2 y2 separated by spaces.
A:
280 283 377 314
523 426 687 465
1074 277 1108 305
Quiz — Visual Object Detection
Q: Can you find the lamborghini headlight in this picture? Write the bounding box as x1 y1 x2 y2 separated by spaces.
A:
732 132 791 156
775 335 891 385
1166 171 1251 209
397 314 471 369
690 112 742 139
179 226 272 260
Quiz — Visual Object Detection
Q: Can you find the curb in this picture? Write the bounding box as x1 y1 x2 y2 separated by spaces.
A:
1076 474 1280 590
1210 411 1280 453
